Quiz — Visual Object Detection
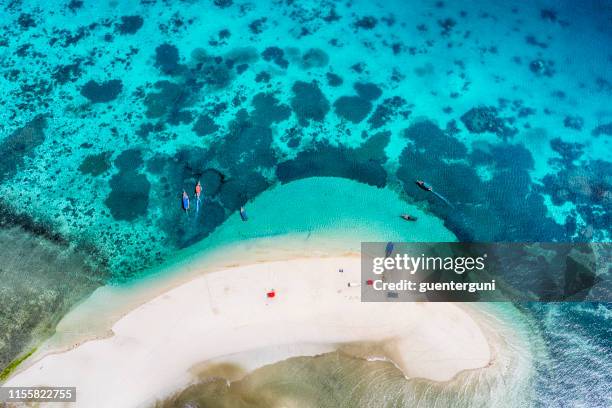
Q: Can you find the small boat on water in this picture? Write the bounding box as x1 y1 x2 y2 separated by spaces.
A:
400 214 418 221
385 242 394 257
415 180 455 208
240 206 248 221
182 191 190 211
415 180 432 191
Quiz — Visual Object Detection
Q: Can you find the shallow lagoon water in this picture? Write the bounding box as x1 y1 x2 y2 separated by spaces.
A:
1 0 609 277
0 0 610 405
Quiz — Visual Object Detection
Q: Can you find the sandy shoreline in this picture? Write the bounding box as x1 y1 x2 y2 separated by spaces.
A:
6 255 495 408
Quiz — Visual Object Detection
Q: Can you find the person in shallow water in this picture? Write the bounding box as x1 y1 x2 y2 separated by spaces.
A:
240 206 248 221
182 191 190 212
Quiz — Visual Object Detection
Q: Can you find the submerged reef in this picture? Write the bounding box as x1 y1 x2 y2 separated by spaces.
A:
0 115 46 182
397 121 565 241
79 152 111 176
461 106 517 140
354 82 382 100
334 96 372 124
541 142 611 240
591 122 612 137
80 79 123 103
251 93 291 126
103 149 150 221
116 15 144 35
262 46 288 68
144 80 190 119
291 81 330 126
155 43 182 75
192 114 219 136
0 202 108 374
0 0 609 279
277 132 389 187
368 97 409 129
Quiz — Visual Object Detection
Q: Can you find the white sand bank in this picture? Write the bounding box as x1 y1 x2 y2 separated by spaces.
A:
7 256 492 408
24 177 458 360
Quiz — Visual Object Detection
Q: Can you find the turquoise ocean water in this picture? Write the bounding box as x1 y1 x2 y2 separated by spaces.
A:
0 0 610 405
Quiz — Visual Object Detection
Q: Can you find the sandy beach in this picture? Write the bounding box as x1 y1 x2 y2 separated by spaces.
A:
6 255 494 408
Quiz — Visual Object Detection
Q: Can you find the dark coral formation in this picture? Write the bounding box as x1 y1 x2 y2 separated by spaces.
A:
542 138 611 239
549 138 584 166
261 46 288 68
105 171 150 221
187 48 241 90
290 81 330 126
78 152 111 176
249 18 267 34
563 115 584 131
116 15 144 35
155 43 181 75
525 35 549 49
67 0 83 13
17 13 36 30
251 92 291 126
192 114 219 136
354 82 382 100
461 106 517 139
52 60 83 84
276 132 389 187
80 79 123 103
333 96 372 123
529 59 555 77
0 115 47 182
591 122 612 137
353 16 377 30
104 149 151 221
213 0 233 8
218 172 270 211
368 96 408 129
326 72 343 87
540 8 558 22
300 48 329 68
215 109 277 173
397 121 565 241
438 17 456 36
114 149 143 171
144 81 190 119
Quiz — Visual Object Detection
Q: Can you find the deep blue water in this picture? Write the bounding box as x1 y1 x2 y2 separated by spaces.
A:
527 302 612 407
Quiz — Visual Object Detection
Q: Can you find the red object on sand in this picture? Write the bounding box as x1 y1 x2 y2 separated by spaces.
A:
267 290 276 298
366 279 374 286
